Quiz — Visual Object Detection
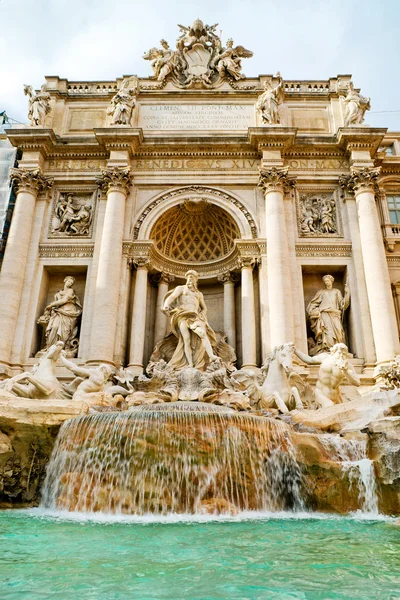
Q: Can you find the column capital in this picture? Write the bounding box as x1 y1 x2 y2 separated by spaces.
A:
130 256 151 270
96 166 133 195
152 271 175 285
218 270 240 284
237 256 260 270
339 167 381 196
10 167 53 195
258 167 296 194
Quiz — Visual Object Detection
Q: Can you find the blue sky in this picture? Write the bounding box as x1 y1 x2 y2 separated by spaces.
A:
1 0 399 130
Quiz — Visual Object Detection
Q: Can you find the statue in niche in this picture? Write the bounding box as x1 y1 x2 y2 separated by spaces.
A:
215 38 253 81
24 84 51 127
256 73 284 125
343 81 370 126
161 270 219 370
306 275 350 356
37 276 83 358
52 193 93 235
107 77 139 125
294 343 360 407
300 196 337 235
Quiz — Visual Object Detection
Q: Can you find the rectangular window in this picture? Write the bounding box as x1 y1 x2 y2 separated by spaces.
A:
387 195 400 224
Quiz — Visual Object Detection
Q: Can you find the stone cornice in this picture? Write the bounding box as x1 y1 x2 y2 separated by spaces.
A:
336 127 387 157
248 127 297 153
10 168 53 195
258 167 296 194
96 167 133 195
94 128 143 156
6 128 58 158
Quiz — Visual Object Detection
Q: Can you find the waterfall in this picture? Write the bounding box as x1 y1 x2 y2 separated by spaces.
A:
41 402 304 515
319 434 379 514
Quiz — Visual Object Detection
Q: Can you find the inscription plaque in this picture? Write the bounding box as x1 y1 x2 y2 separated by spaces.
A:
139 104 255 131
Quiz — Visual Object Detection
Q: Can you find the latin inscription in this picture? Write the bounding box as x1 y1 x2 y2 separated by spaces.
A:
139 104 255 130
47 159 107 171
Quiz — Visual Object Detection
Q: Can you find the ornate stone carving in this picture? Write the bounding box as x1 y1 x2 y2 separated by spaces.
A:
237 256 259 269
143 19 252 88
96 167 132 195
294 344 360 407
39 244 94 259
339 167 381 195
24 84 51 126
51 193 93 236
107 77 139 126
10 168 53 195
295 243 351 258
343 82 370 126
158 272 175 284
378 356 400 390
258 167 296 194
307 274 350 356
37 276 83 358
255 73 284 124
60 357 114 401
299 194 338 236
131 256 151 269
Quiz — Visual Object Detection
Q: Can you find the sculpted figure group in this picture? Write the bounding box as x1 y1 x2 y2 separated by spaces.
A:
143 19 253 87
300 196 337 235
52 194 93 236
0 270 363 417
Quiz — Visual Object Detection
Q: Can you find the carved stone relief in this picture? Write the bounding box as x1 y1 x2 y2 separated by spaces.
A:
297 193 341 237
50 190 95 238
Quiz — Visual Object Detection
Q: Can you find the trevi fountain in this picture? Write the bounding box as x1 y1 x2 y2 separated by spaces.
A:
0 18 400 600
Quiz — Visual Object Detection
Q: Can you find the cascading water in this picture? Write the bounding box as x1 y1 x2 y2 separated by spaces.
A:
41 402 304 515
319 434 379 514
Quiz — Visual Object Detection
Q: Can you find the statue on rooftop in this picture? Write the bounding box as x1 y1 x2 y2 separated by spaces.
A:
24 84 51 127
256 73 284 124
107 77 139 125
215 38 253 81
343 81 370 126
307 275 350 356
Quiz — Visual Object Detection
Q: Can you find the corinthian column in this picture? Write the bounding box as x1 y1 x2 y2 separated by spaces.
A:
128 258 150 374
239 258 257 369
153 272 174 345
343 168 399 363
0 169 52 369
258 167 295 347
218 271 237 349
89 167 132 364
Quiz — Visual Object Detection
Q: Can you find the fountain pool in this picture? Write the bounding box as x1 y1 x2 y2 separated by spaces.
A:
0 510 399 600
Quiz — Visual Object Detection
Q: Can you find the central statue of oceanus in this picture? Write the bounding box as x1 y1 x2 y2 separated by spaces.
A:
162 270 219 370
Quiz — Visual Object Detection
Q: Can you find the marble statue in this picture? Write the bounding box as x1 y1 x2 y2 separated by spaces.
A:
294 343 360 407
215 38 253 81
144 19 252 88
378 355 400 390
52 193 93 235
0 341 68 399
143 40 183 82
24 84 51 127
162 270 219 370
37 276 83 358
300 196 337 235
232 343 305 413
256 74 284 125
343 82 370 126
107 77 139 125
61 355 114 400
307 275 350 355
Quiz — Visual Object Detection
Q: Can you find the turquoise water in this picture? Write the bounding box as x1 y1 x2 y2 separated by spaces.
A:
1 510 400 600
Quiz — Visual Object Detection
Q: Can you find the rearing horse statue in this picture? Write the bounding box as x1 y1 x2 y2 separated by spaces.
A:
232 343 305 413
0 341 69 399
